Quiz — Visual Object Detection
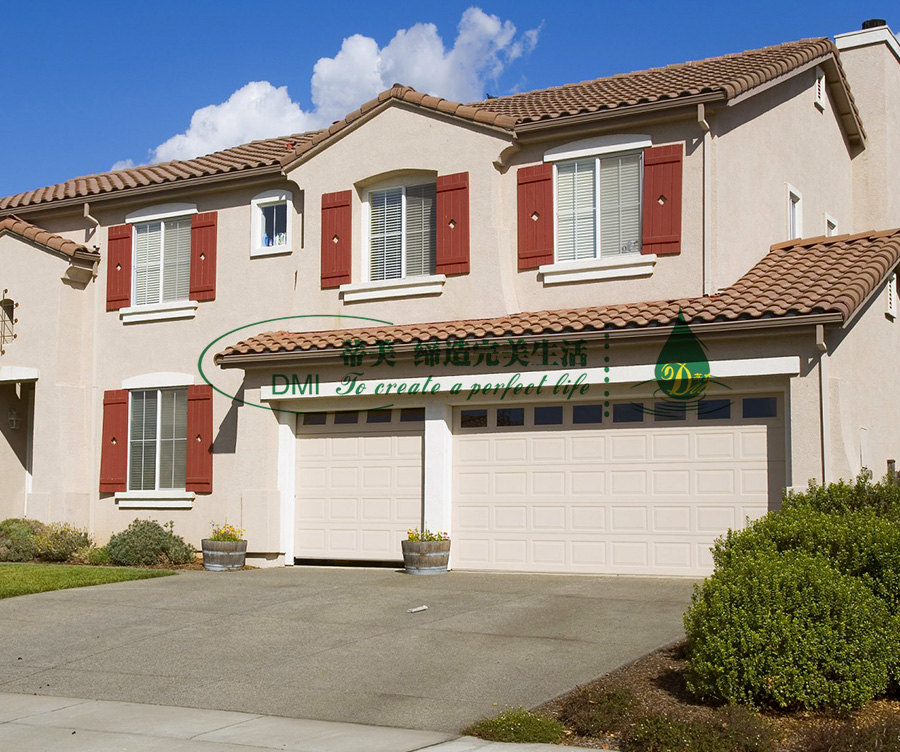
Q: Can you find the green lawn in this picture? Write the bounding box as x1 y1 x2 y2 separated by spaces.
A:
0 563 175 598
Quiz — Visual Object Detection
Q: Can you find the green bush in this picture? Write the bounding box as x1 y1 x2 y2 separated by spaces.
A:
685 550 897 711
70 545 111 566
35 523 91 562
463 707 565 744
106 520 195 567
713 505 900 615
0 518 47 561
558 687 637 736
624 707 774 752
784 474 900 517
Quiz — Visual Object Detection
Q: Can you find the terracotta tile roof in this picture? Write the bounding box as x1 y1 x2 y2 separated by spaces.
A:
216 229 900 363
468 38 848 124
0 215 98 259
0 132 320 212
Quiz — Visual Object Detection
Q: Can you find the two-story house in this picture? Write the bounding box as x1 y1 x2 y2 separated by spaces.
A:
2 20 900 575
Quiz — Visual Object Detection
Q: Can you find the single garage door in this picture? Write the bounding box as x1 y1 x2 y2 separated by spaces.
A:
452 397 785 576
295 408 424 561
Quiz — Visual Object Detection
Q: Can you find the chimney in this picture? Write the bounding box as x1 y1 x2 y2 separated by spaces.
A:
861 19 887 29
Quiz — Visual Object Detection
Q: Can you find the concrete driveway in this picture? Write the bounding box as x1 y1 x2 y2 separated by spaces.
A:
0 567 695 732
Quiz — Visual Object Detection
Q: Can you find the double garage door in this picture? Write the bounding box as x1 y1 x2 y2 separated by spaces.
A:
295 398 784 575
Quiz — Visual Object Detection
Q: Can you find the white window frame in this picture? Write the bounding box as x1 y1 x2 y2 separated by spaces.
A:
116 385 194 509
787 185 802 239
824 213 838 237
814 66 826 111
250 189 293 258
119 203 198 324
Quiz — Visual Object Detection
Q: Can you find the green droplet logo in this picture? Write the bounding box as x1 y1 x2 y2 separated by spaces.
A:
655 310 711 401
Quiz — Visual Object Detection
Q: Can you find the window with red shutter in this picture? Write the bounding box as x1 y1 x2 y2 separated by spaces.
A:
436 172 470 275
186 384 213 494
517 164 554 270
190 212 218 300
106 225 132 311
321 191 352 288
99 390 128 493
641 144 683 256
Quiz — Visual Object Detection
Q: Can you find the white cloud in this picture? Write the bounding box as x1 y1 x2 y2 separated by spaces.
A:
116 7 540 165
110 158 135 171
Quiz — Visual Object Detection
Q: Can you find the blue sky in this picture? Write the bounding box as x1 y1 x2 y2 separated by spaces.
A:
0 1 890 198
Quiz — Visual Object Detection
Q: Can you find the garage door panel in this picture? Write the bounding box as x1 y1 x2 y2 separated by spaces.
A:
453 414 782 576
296 430 423 561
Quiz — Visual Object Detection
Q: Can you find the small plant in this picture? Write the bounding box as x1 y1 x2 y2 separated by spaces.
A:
624 710 774 752
407 528 449 542
35 523 91 562
0 518 47 561
558 687 637 736
685 549 897 711
464 707 565 744
805 713 900 752
107 519 195 567
70 545 112 566
208 522 244 542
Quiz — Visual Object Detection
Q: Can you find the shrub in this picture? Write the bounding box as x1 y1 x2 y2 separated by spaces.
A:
558 687 637 736
0 518 47 561
713 505 900 615
684 550 897 711
784 474 900 517
463 707 565 744
70 545 111 566
35 523 91 562
624 707 774 752
106 520 195 566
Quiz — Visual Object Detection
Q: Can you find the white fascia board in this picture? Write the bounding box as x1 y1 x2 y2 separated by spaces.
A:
835 26 900 64
260 356 801 402
125 203 198 224
544 134 652 162
0 367 39 383
122 372 195 389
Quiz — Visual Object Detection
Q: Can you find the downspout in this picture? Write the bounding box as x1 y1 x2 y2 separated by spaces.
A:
86 202 101 538
816 324 830 483
698 104 713 296
84 202 100 240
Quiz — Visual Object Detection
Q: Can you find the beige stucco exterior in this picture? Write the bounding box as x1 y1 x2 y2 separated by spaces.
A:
2 25 900 571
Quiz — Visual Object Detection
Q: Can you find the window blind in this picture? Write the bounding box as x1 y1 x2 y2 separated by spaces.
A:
129 390 158 491
600 153 642 256
158 389 187 489
404 183 436 276
556 159 596 261
134 222 162 305
162 218 191 301
370 188 403 280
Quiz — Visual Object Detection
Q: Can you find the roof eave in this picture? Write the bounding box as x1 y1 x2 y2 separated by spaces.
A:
214 312 844 370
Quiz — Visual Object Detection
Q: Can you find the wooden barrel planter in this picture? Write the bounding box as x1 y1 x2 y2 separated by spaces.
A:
201 539 248 571
401 540 451 575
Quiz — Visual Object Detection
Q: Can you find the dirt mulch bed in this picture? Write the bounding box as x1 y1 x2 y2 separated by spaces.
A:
535 641 900 751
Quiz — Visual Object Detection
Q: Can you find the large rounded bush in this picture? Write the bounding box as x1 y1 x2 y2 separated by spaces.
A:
106 520 195 566
0 518 47 561
684 550 897 711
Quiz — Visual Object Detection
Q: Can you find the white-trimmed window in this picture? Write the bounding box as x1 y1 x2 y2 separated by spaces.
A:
555 151 642 260
367 183 436 280
251 189 292 257
128 388 188 491
787 186 802 239
133 218 191 306
825 214 838 237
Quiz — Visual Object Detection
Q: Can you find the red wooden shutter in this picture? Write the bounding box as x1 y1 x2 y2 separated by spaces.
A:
189 212 218 301
321 191 352 289
106 224 132 311
185 384 213 494
517 164 555 270
642 144 683 256
99 390 128 493
436 172 470 275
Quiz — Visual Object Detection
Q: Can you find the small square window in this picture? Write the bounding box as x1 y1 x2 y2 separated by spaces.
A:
303 413 327 426
742 397 777 419
497 408 524 427
613 403 644 423
698 399 731 420
334 411 359 424
654 402 686 421
366 410 392 423
461 409 487 428
573 404 604 424
400 407 425 422
534 406 563 425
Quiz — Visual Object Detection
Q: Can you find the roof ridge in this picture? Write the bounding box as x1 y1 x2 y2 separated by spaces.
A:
770 227 900 251
467 37 833 105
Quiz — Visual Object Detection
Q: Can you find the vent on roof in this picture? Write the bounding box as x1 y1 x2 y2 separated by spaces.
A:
862 19 887 29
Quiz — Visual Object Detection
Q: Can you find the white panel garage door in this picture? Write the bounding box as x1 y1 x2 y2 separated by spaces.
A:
295 413 423 561
453 399 784 576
